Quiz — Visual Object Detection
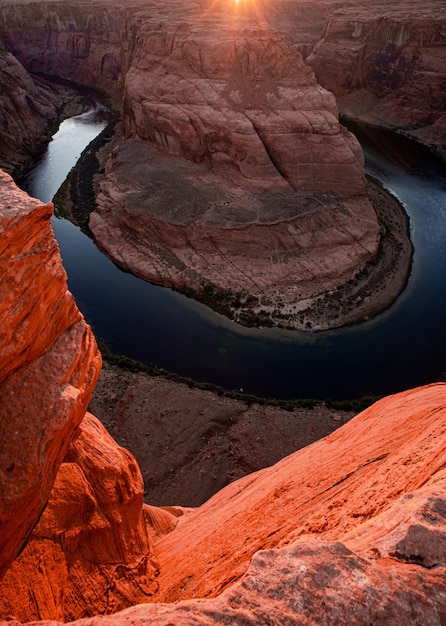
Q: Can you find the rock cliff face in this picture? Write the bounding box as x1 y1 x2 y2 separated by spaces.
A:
268 0 446 157
1 379 445 624
0 171 160 619
0 170 101 579
0 46 62 175
0 413 159 621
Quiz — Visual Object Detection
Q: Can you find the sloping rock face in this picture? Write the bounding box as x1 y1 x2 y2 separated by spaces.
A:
92 4 381 313
0 413 160 622
0 45 62 175
149 383 446 603
0 170 101 579
2 384 445 625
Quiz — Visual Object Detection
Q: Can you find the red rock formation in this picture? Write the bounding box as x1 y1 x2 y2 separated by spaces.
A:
0 170 101 579
92 138 378 312
0 2 127 103
0 413 160 622
1 384 445 625
271 0 446 157
0 0 382 323
150 383 446 603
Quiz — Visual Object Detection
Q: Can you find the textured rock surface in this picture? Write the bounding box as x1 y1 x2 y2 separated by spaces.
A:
150 383 446 603
92 137 378 313
0 413 160 622
1 384 445 624
12 536 445 625
0 47 61 175
269 0 446 157
0 170 101 579
90 362 355 507
0 0 382 322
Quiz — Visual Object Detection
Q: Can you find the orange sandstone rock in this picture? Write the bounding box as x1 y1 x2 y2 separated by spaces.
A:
2 384 445 625
151 383 446 603
0 413 160 622
0 170 101 579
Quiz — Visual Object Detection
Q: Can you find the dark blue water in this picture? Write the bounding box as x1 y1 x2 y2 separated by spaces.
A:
24 111 446 400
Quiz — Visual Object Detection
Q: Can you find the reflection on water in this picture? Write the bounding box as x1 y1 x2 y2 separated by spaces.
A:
23 103 108 204
22 107 446 400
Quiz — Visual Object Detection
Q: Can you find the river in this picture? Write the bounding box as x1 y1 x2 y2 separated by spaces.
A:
21 105 446 401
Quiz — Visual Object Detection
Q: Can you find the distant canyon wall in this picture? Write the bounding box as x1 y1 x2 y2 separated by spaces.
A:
269 0 446 157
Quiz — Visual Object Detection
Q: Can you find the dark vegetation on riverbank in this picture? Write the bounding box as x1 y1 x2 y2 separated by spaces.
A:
97 340 381 413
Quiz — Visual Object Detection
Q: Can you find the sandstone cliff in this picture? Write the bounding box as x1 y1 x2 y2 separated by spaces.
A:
0 171 162 618
2 0 442 327
1 381 445 623
0 170 101 578
268 0 446 158
0 170 445 624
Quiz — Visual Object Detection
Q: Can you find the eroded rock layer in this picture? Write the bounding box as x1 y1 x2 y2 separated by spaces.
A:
268 0 446 157
0 170 101 579
0 413 160 622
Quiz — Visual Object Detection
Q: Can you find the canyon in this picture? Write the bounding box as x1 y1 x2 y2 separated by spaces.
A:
0 0 446 623
0 175 445 621
4 0 443 326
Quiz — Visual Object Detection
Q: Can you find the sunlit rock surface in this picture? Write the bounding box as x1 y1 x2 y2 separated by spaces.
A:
0 170 101 579
1 384 445 624
0 413 160 622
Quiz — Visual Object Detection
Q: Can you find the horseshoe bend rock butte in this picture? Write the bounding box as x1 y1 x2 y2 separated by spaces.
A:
0 0 380 317
93 7 380 312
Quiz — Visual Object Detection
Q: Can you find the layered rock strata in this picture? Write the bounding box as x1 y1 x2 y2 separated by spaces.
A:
0 170 101 578
94 8 381 317
0 171 162 619
0 0 382 324
268 0 446 158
